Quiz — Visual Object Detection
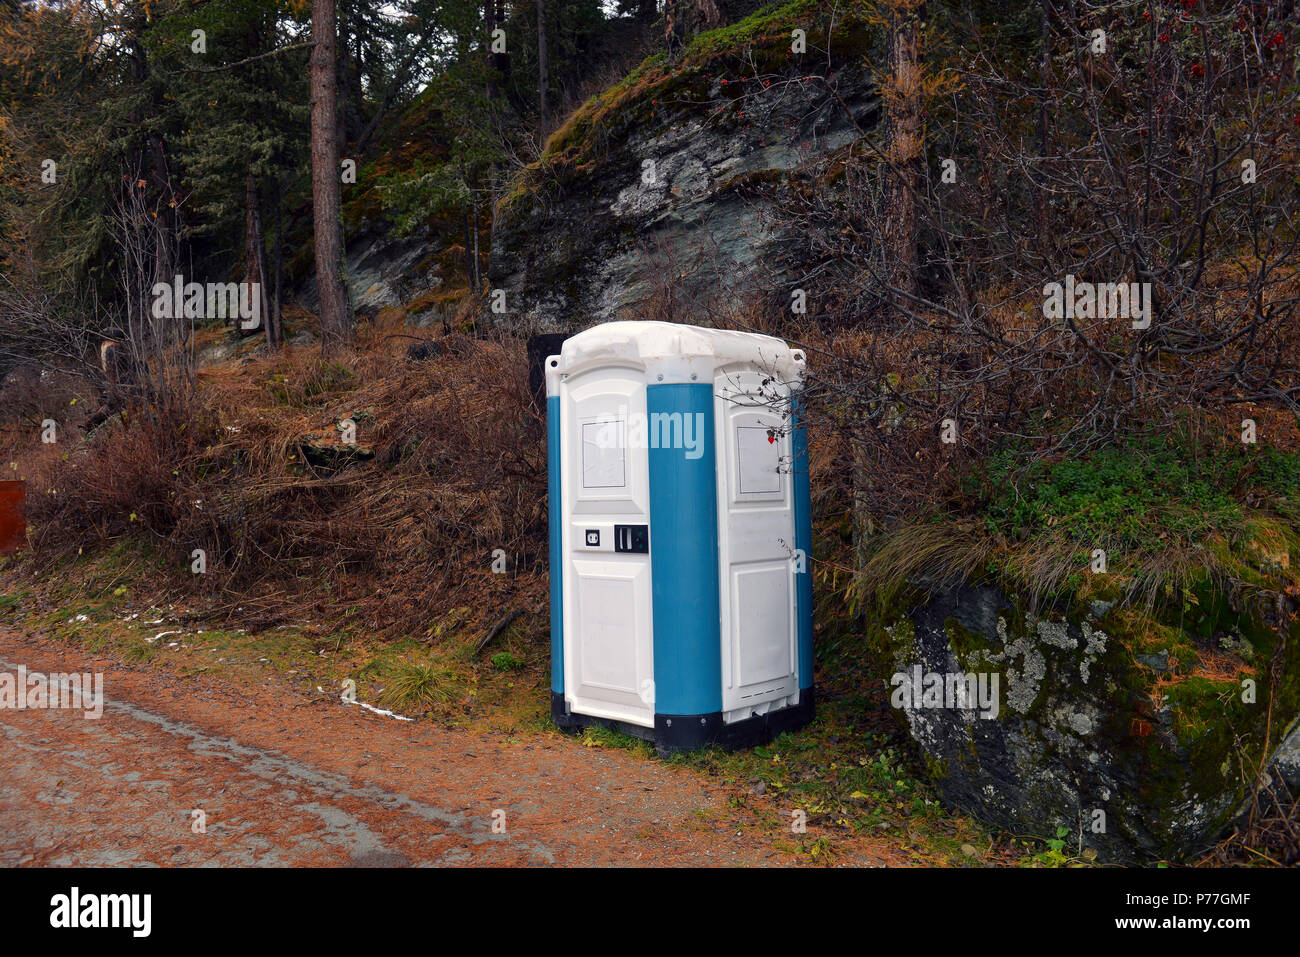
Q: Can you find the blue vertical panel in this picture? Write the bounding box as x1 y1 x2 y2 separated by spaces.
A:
647 383 722 717
548 395 564 695
792 394 814 690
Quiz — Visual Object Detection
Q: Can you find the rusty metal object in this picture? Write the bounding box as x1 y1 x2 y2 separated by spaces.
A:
0 480 26 555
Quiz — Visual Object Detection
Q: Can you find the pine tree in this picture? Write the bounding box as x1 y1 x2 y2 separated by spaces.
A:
311 0 354 353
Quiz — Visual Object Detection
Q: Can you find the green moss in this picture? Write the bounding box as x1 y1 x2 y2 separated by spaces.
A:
921 751 948 781
681 0 824 61
976 427 1300 580
1162 676 1243 743
943 616 998 673
867 611 915 666
499 0 874 216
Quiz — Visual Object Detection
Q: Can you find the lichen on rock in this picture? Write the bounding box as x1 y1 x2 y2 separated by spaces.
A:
873 577 1299 862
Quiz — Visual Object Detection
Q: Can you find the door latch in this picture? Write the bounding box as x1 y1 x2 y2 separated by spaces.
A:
614 524 649 553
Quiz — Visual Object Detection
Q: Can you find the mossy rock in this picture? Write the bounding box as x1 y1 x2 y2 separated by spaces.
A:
488 0 880 332
873 577 1299 862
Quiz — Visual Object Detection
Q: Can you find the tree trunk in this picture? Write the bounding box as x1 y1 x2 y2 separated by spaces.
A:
666 0 724 50
487 0 509 90
149 135 176 291
350 7 366 142
537 0 548 129
243 172 265 338
482 0 503 298
255 214 271 349
1035 0 1052 256
883 0 925 301
697 0 724 30
311 0 353 354
244 173 275 349
471 190 481 289
484 0 495 99
463 208 474 291
495 0 509 72
270 176 284 350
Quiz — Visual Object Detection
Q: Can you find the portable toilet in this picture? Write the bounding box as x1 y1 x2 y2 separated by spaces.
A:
545 321 814 753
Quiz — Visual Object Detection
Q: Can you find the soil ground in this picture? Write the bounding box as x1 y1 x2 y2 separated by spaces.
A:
0 627 912 867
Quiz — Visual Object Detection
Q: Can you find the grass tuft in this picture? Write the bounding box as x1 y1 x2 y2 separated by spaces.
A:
377 663 459 712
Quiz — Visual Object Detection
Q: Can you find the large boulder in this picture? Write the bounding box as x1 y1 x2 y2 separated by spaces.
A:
874 578 1300 862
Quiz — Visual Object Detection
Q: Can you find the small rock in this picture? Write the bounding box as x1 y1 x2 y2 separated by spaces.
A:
1089 599 1116 619
1137 650 1173 673
406 339 443 362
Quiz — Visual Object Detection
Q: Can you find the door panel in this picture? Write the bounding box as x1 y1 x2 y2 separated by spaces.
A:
716 370 798 721
732 563 794 688
562 368 655 727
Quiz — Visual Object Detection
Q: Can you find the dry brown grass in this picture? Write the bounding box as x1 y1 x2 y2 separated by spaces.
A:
6 332 548 642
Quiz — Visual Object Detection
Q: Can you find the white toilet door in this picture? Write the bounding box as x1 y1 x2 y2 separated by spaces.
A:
560 367 655 727
715 369 799 722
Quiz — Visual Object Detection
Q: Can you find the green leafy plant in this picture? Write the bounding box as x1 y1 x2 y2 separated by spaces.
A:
490 651 525 672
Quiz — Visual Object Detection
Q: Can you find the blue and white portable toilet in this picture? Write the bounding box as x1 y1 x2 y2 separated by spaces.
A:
546 321 814 753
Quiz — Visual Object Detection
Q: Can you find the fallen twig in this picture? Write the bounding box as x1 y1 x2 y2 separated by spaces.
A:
475 608 523 654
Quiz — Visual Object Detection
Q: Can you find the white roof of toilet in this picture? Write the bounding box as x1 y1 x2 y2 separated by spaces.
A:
553 321 805 384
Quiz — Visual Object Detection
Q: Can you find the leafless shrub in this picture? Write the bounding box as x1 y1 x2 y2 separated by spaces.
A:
720 0 1300 525
108 164 196 419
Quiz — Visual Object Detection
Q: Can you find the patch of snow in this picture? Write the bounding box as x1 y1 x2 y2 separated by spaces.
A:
346 699 413 722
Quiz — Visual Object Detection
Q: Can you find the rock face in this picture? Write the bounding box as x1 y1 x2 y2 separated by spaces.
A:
490 15 878 333
345 231 440 316
299 223 447 325
876 579 1300 862
1268 719 1300 793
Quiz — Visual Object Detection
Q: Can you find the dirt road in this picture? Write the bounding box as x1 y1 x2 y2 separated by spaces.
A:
0 629 857 867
